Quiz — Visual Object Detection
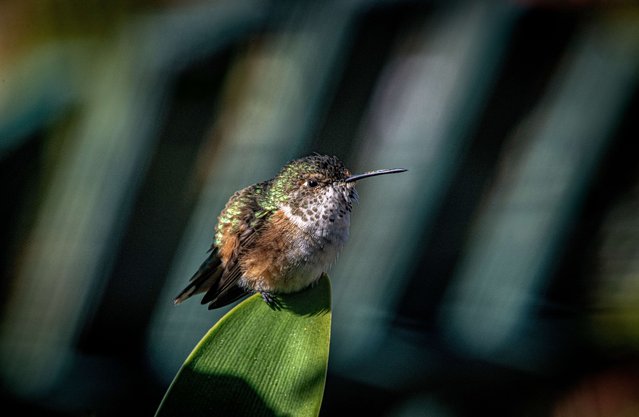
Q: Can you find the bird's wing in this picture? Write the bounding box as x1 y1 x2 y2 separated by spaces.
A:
200 182 272 309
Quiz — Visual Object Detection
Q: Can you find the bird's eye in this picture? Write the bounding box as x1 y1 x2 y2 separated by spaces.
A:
307 180 319 188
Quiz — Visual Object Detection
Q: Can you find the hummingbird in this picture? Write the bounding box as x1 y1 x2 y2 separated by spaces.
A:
174 154 406 309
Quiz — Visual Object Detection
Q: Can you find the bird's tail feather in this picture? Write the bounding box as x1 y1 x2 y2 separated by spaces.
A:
173 251 222 305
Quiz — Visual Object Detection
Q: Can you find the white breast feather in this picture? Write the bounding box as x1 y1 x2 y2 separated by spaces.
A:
278 185 351 292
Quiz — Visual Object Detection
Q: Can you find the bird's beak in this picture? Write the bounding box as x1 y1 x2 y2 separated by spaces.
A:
344 168 407 183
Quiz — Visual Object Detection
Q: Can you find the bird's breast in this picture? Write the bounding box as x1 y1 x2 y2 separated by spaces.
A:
240 201 350 294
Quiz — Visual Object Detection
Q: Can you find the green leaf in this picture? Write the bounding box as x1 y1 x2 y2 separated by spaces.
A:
155 274 332 417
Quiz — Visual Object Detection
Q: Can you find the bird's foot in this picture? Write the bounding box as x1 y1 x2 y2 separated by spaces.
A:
260 291 281 310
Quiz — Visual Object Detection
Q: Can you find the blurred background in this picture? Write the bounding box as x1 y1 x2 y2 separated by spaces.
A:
2 0 639 416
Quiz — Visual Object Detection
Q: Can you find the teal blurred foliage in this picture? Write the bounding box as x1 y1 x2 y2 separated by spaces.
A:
1 1 639 416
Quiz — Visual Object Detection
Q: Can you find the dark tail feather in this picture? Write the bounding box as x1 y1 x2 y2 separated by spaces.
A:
174 251 222 305
206 286 247 310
